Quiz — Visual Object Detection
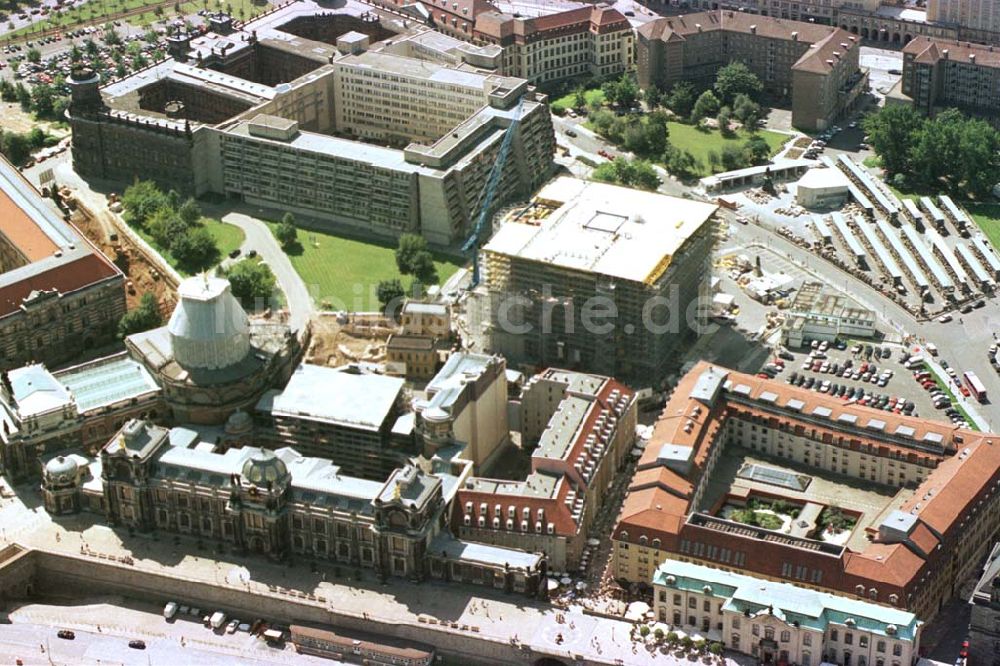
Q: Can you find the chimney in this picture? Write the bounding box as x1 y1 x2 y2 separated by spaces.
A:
970 53 976 62
849 35 857 42
826 59 834 66
833 51 841 59
841 42 848 49
750 24 757 34
792 31 799 40
943 48 949 59
696 23 702 31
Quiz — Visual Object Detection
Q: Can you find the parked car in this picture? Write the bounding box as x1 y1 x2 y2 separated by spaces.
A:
57 630 75 640
129 640 147 650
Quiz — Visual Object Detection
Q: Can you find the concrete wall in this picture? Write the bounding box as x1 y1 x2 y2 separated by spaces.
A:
14 548 540 665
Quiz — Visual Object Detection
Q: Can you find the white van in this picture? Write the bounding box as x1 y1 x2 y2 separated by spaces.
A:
210 611 227 630
163 602 178 620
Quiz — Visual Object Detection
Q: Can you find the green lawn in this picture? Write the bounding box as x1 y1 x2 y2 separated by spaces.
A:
203 217 244 259
133 217 242 276
968 203 1000 249
666 122 788 176
269 224 463 310
551 88 606 114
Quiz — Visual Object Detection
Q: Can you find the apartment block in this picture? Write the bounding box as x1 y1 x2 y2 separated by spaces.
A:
452 369 636 571
614 361 1000 622
927 0 1000 40
475 5 634 85
67 4 554 248
893 37 1000 120
477 177 718 386
637 11 867 131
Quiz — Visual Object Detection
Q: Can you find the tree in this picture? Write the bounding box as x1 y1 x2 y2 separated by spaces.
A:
691 90 720 122
572 86 587 110
714 61 763 104
664 144 700 179
602 74 638 109
225 259 276 309
275 212 297 249
376 278 405 314
743 134 772 165
31 84 57 118
720 143 747 171
146 208 188 248
410 250 438 285
177 198 201 226
909 108 962 190
26 47 41 63
862 104 923 176
395 233 430 275
732 93 762 130
957 118 1000 197
0 131 32 166
122 180 170 228
117 292 162 338
169 227 218 271
666 81 696 118
593 157 661 191
717 105 733 136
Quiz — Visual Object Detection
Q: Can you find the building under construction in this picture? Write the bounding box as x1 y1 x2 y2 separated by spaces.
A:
474 178 719 387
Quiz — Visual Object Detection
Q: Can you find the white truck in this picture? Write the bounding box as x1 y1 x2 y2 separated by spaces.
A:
210 611 227 630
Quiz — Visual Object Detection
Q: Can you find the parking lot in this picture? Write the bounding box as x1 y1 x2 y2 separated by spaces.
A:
763 339 973 426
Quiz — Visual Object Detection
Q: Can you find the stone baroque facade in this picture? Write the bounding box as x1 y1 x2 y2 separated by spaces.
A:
637 11 867 131
86 419 546 593
0 155 125 372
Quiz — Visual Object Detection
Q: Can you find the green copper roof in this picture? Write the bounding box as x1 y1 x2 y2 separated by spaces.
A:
653 560 921 641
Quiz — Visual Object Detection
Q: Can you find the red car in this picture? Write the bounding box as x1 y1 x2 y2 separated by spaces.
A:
960 640 969 659
961 386 971 397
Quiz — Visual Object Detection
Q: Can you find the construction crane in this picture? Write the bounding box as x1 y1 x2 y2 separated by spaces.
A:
462 99 524 288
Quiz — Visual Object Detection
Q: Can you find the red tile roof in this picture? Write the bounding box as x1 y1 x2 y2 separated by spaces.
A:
0 252 120 319
615 360 1000 606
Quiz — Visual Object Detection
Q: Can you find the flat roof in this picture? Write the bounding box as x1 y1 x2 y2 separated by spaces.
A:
429 532 542 569
226 119 424 174
0 158 77 261
534 395 589 461
8 364 72 417
483 177 717 284
270 364 403 431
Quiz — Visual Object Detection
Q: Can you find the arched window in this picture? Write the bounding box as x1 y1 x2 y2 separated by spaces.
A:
620 531 629 541
869 588 878 600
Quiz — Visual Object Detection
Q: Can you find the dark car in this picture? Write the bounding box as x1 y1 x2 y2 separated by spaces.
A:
881 347 891 359
129 640 146 650
57 630 75 640
961 304 974 314
974 299 986 309
778 350 795 361
228 248 241 259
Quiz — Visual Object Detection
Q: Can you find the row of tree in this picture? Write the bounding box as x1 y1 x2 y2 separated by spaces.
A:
0 79 69 121
863 105 1000 198
121 180 222 273
0 126 53 166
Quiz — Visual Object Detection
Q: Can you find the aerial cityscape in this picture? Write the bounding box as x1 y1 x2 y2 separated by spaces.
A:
0 0 999 662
